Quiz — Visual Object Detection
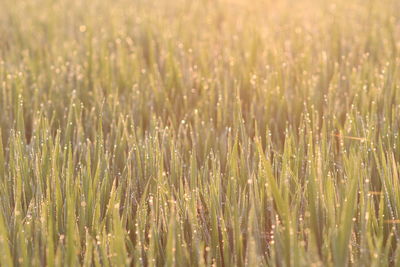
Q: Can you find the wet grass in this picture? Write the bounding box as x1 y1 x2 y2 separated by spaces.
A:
1 0 400 266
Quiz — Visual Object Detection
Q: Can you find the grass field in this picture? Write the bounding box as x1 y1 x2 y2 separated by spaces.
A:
1 0 400 266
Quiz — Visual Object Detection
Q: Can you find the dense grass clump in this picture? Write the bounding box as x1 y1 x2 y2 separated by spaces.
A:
1 0 400 265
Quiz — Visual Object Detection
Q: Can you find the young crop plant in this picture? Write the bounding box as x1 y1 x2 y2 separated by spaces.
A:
0 0 400 266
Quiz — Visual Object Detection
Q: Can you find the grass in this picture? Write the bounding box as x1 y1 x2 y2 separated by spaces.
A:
1 0 400 265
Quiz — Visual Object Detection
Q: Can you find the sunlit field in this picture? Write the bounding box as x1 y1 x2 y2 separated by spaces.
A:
1 0 400 266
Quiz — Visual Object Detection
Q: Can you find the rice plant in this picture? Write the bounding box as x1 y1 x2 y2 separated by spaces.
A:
1 0 400 265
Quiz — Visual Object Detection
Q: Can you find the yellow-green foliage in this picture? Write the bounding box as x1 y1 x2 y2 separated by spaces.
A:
0 0 400 266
